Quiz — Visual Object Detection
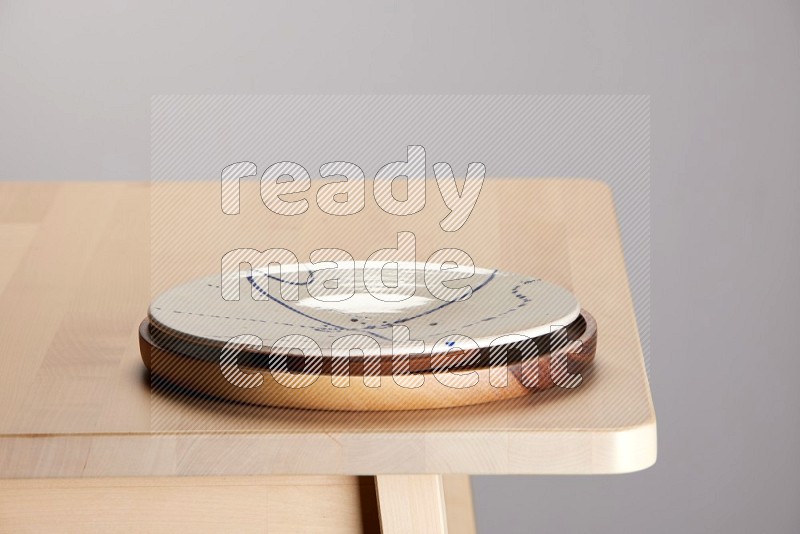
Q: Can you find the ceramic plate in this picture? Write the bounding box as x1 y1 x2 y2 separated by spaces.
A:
149 261 580 357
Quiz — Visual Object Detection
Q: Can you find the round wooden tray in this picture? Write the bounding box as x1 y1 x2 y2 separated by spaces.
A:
140 310 596 411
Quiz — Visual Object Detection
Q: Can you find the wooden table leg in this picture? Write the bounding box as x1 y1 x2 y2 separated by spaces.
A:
442 475 477 534
375 475 450 534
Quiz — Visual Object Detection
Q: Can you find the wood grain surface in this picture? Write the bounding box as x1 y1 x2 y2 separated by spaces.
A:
0 474 473 533
0 475 380 533
0 179 656 477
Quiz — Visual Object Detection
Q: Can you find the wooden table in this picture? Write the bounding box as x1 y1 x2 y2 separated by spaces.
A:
0 179 656 533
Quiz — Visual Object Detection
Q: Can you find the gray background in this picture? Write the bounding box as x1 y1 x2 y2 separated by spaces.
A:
1 1 798 532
